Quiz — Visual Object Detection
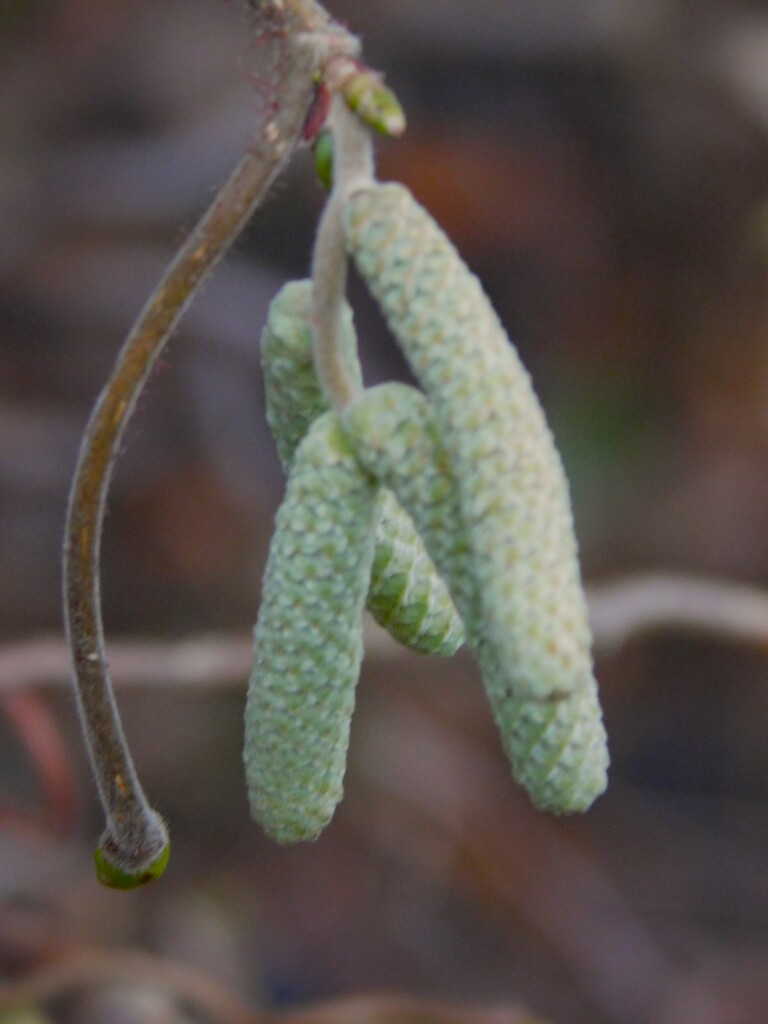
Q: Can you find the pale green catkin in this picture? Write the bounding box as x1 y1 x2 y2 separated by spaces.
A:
344 183 592 702
342 383 608 813
366 489 464 653
260 280 464 656
244 411 378 842
261 280 363 467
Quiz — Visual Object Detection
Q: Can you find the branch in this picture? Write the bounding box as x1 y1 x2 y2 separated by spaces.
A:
8 571 768 700
586 572 768 652
0 623 401 695
61 1 358 886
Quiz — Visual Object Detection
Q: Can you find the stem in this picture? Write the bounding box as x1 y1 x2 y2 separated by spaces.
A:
311 193 357 409
63 6 358 885
311 96 375 411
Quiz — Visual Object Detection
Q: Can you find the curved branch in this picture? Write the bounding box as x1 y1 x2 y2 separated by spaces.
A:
0 623 402 695
587 572 768 651
10 571 768 703
62 7 358 884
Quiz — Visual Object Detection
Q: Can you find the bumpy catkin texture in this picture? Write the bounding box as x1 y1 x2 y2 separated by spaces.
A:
244 411 378 842
260 280 464 656
342 383 609 812
261 280 363 467
344 184 591 701
366 489 464 653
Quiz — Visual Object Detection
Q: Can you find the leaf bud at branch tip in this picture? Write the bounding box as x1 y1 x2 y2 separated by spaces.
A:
94 831 170 890
341 72 406 137
322 55 406 138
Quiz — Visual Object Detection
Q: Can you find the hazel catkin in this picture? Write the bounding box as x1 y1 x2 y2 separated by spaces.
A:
244 411 377 842
344 183 592 702
260 279 464 656
342 383 608 813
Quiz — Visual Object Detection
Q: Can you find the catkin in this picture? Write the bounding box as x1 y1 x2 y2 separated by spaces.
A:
260 280 464 656
342 383 609 812
366 489 464 654
261 280 363 467
344 184 592 702
244 411 378 842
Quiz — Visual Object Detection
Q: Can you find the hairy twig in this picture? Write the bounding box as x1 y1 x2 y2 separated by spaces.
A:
61 1 358 885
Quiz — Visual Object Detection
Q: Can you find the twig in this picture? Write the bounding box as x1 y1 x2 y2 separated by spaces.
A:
61 2 358 884
7 572 768 699
586 572 768 651
0 623 402 695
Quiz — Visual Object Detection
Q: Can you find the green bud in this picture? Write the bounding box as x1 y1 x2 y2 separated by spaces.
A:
94 838 170 889
313 129 334 191
341 72 406 137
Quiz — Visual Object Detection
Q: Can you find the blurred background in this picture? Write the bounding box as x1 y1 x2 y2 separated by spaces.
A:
3 1 768 1022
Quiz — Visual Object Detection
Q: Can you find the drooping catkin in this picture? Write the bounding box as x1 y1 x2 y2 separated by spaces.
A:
366 489 464 654
260 279 464 656
244 411 378 842
261 279 362 467
344 183 592 702
341 383 608 812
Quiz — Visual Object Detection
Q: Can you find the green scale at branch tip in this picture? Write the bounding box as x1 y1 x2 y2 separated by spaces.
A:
260 279 464 657
341 384 609 813
94 837 170 890
244 411 378 842
343 183 594 703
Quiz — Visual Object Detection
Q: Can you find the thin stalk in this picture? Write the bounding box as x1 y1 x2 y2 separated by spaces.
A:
311 96 375 411
63 10 357 886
